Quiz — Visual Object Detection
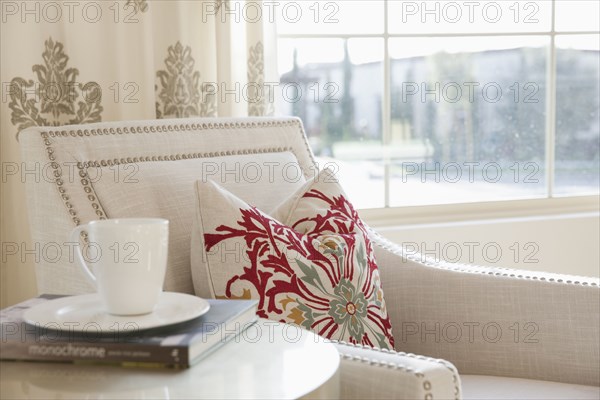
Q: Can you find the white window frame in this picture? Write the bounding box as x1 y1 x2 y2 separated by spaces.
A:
278 0 600 222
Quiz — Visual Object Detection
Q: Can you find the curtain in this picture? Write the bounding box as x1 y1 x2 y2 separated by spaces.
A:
0 0 278 306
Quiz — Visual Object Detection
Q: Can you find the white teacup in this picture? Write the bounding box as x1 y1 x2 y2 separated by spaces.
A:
70 218 169 315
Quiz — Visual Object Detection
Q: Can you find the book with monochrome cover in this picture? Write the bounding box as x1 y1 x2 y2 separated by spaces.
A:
0 294 258 368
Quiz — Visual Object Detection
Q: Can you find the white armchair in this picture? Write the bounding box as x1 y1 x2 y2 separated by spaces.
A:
19 117 599 399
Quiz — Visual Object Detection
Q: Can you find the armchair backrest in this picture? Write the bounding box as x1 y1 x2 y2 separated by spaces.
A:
19 117 316 295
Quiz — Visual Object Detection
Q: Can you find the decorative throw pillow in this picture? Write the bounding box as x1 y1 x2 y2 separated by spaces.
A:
192 169 395 349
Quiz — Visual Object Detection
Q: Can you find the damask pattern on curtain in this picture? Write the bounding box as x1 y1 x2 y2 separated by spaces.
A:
0 0 278 305
4 0 277 130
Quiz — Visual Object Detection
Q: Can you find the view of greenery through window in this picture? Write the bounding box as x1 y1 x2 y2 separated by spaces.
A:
276 1 600 209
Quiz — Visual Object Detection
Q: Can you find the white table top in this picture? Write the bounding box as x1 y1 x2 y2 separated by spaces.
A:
0 320 340 400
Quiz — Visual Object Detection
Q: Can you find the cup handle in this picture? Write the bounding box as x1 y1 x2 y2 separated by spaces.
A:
70 224 97 288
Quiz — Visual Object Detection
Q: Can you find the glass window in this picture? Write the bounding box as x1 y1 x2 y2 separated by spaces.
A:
277 38 385 208
388 0 552 34
555 1 600 32
277 1 600 209
555 34 600 195
277 0 384 35
389 36 547 206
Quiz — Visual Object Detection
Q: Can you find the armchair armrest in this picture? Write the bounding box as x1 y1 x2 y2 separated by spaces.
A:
334 341 461 400
369 229 600 386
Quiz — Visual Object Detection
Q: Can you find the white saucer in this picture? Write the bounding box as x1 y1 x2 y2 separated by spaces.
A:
23 292 210 333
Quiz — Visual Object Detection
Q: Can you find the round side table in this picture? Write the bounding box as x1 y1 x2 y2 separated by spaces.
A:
0 320 340 399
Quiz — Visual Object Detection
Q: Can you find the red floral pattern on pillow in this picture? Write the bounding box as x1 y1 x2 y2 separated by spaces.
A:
204 187 395 349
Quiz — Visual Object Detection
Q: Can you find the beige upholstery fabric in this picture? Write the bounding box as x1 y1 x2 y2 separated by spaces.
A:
97 152 305 295
371 230 600 387
334 341 461 400
18 117 315 295
461 375 600 400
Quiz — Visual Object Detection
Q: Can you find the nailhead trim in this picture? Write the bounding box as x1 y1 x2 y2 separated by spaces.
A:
43 118 316 177
38 118 308 227
85 147 295 167
77 163 106 220
40 132 80 226
42 119 301 138
335 340 460 400
80 146 296 223
293 119 317 168
338 352 417 373
369 227 599 287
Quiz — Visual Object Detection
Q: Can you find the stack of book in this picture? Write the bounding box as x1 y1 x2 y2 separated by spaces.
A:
0 295 258 368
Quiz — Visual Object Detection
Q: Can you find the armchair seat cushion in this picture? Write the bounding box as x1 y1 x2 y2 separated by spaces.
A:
461 375 600 400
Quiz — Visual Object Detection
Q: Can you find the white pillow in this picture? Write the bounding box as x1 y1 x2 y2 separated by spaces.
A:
190 169 395 348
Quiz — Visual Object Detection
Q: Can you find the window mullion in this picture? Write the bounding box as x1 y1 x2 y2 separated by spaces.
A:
545 1 557 198
383 0 391 208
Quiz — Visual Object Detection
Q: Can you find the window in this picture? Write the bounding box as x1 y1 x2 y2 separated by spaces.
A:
276 1 600 210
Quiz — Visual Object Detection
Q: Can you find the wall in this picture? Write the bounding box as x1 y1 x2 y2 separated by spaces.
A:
372 213 600 278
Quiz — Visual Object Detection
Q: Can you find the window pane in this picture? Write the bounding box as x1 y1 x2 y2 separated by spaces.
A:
388 0 551 34
555 35 600 195
277 1 384 35
277 38 385 208
555 1 600 32
389 36 548 206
